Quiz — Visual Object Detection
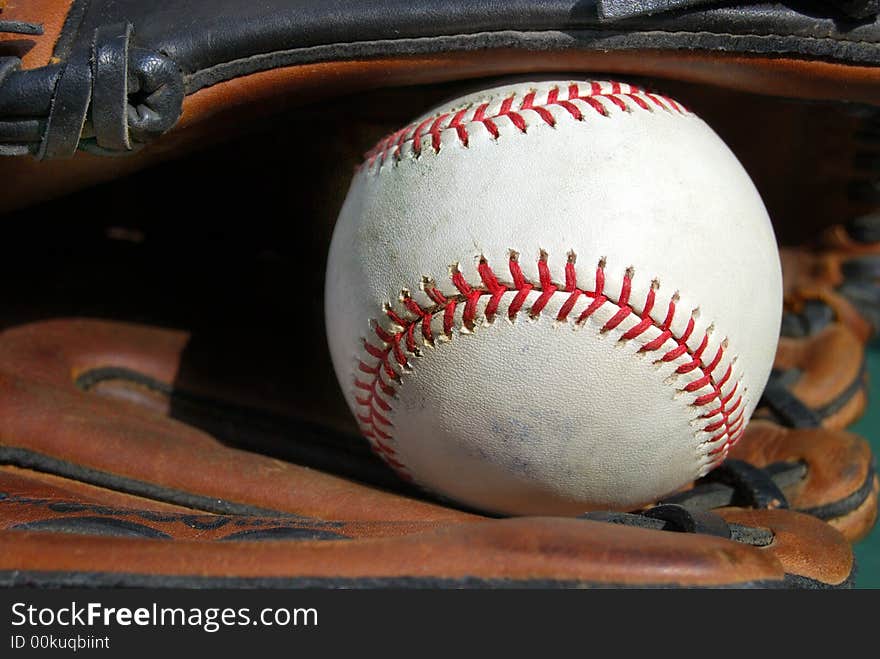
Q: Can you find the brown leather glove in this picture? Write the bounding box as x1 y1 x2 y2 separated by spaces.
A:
669 421 878 543
781 214 880 345
757 321 868 430
754 215 880 430
0 319 869 588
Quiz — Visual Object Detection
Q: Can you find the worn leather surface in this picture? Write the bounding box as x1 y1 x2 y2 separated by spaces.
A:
749 215 880 433
781 219 880 344
0 510 856 588
730 421 879 540
744 215 880 433
763 323 868 429
0 0 70 69
0 511 852 589
39 0 880 76
1 0 879 163
0 319 474 523
0 467 857 587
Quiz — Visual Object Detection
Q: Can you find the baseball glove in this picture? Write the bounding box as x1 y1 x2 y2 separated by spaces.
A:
0 0 878 588
0 255 874 589
0 318 867 588
756 214 880 429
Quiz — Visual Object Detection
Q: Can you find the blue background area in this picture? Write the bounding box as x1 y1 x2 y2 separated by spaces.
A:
851 345 880 588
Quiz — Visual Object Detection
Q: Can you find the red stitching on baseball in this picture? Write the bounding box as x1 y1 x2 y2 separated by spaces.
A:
354 252 744 481
361 82 688 170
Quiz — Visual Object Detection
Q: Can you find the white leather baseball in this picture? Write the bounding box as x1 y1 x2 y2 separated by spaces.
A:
325 79 782 515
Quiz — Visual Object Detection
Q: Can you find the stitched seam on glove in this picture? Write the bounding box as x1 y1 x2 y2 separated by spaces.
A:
183 30 880 93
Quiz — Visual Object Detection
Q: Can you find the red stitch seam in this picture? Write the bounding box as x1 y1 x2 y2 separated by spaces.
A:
360 81 688 171
354 252 744 482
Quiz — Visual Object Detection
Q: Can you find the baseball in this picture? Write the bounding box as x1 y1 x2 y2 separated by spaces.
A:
325 79 782 515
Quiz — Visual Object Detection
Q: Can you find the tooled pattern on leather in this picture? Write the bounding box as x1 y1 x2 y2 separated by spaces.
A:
0 493 350 539
355 252 746 482
361 81 688 172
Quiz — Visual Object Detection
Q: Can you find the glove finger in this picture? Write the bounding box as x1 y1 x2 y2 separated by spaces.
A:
0 509 854 589
0 468 450 541
758 321 867 430
663 420 878 543
714 508 854 589
781 213 880 343
728 421 879 542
